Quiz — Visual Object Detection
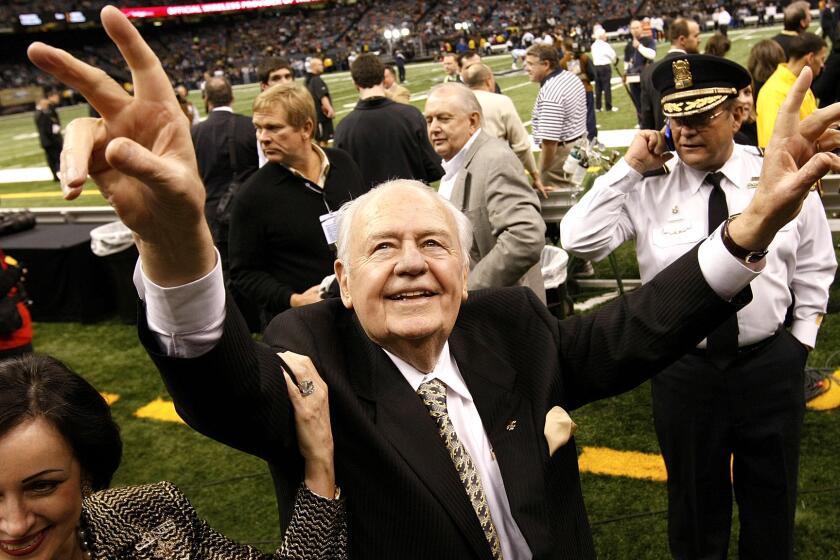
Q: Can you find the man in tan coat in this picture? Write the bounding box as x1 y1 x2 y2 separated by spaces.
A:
463 63 546 197
424 83 546 301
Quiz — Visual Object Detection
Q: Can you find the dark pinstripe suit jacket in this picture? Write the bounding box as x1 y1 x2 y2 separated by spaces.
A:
143 245 748 559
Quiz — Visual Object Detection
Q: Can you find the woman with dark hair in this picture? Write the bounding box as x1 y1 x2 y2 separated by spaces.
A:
0 353 344 559
703 31 731 58
747 39 787 101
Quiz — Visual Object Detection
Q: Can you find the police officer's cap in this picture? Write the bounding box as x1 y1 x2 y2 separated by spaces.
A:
653 54 751 118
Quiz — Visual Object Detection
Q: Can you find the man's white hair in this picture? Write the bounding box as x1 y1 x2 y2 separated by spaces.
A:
335 179 473 269
428 82 483 119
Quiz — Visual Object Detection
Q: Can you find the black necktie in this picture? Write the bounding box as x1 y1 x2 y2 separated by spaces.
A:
705 172 739 369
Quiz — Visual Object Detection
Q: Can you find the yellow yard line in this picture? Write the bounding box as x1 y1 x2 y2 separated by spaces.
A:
579 446 667 482
1 190 101 199
100 392 120 406
134 397 186 424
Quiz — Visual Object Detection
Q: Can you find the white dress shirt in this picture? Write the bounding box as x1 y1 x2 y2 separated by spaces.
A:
383 343 532 559
591 39 617 66
560 144 836 347
438 129 482 200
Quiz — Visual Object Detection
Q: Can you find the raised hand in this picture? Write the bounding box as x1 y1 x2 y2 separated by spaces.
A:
27 6 215 287
280 351 335 499
623 129 673 175
730 67 840 251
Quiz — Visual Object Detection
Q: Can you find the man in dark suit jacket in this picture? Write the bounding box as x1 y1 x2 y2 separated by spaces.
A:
334 54 442 189
28 9 839 558
639 18 700 131
191 76 258 251
34 90 63 182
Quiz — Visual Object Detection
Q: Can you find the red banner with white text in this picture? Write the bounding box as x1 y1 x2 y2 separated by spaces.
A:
121 0 322 19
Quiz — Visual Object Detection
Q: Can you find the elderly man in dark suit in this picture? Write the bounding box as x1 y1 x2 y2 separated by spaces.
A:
28 8 840 559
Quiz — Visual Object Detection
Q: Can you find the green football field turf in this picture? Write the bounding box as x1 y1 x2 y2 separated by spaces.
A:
2 22 839 558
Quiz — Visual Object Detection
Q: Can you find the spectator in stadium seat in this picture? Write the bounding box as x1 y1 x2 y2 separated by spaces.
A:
256 57 295 167
334 54 442 190
462 63 545 197
229 82 366 323
0 353 347 558
34 89 62 182
525 44 587 191
639 17 701 131
304 57 335 147
423 83 545 299
383 65 411 104
757 32 827 148
772 0 812 58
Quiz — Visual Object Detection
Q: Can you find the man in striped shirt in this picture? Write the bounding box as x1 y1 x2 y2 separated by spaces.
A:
525 44 587 190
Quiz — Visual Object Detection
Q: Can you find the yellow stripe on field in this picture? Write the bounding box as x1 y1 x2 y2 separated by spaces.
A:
1 190 101 199
579 446 667 482
100 392 120 406
134 398 186 424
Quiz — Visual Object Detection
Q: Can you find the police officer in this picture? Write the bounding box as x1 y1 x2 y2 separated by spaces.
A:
560 54 836 559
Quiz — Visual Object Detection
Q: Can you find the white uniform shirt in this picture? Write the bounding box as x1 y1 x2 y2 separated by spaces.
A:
591 39 617 66
560 144 836 347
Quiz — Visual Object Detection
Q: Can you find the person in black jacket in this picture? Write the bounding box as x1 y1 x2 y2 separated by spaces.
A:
334 54 442 189
34 90 62 182
814 37 840 106
229 82 367 323
191 76 258 255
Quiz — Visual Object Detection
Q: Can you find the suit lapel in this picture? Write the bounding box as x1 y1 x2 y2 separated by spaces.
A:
344 318 494 560
449 325 554 554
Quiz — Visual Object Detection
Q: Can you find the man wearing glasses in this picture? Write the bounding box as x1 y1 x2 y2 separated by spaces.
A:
561 54 835 560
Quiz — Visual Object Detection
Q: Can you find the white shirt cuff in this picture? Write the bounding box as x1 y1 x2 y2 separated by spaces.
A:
697 223 764 301
133 250 226 358
790 317 821 348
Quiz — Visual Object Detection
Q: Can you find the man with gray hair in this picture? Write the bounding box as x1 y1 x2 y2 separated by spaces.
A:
423 82 546 300
462 63 545 197
774 0 813 58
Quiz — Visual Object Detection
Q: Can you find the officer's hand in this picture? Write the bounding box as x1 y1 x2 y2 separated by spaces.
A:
730 67 840 251
624 130 673 175
27 6 214 287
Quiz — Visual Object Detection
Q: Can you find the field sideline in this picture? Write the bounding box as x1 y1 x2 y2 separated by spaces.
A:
2 21 840 558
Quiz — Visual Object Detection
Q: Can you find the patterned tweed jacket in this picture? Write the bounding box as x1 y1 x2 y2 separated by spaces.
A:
82 481 346 559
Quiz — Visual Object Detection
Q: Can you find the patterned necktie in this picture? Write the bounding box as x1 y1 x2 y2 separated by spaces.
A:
416 379 504 560
706 171 739 369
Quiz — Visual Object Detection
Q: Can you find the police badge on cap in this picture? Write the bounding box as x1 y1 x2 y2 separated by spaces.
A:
653 54 752 118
